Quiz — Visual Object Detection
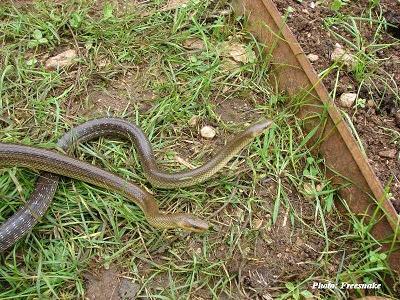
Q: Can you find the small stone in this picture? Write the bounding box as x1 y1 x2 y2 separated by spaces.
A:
378 149 397 159
188 115 199 127
307 54 319 62
367 100 375 108
339 93 357 108
221 42 256 64
310 2 316 9
182 38 205 50
222 85 230 93
295 237 304 247
303 182 313 200
45 49 77 70
200 125 216 139
96 56 110 67
252 218 263 230
331 44 355 69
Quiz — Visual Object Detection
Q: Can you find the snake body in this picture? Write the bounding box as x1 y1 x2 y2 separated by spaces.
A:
0 117 272 252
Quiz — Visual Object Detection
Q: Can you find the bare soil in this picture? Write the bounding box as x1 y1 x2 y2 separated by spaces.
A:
274 0 400 212
3 1 395 298
74 69 358 297
68 2 384 297
84 264 139 300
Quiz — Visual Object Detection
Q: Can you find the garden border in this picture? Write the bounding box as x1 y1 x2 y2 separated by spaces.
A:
232 0 400 274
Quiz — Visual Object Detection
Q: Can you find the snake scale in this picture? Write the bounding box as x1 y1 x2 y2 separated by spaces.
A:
0 117 272 252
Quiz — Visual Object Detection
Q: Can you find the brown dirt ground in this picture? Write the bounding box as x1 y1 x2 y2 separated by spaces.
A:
62 60 348 297
274 0 400 212
67 2 392 298
4 1 397 298
74 68 358 298
84 264 139 300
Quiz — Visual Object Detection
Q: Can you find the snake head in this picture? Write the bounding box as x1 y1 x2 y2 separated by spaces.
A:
175 214 209 233
246 118 273 138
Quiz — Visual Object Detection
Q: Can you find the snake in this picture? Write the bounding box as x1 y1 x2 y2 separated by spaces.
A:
0 117 272 252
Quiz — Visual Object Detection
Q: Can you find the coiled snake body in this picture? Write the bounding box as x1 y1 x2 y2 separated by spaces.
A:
0 117 272 252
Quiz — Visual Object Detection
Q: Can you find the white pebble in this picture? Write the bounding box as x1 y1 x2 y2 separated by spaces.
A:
339 93 357 108
367 100 375 108
307 54 319 62
331 44 355 68
379 149 397 159
200 126 216 139
188 116 199 127
45 49 77 70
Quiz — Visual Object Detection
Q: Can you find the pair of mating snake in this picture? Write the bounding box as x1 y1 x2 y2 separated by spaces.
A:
0 117 272 252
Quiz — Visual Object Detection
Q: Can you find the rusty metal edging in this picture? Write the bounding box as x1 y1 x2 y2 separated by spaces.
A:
232 0 400 273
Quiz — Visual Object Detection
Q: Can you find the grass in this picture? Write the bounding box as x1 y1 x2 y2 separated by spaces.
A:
323 2 400 107
0 0 399 299
320 1 400 226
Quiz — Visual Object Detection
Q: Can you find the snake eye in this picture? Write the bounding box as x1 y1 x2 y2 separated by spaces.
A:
190 224 208 233
177 215 209 232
